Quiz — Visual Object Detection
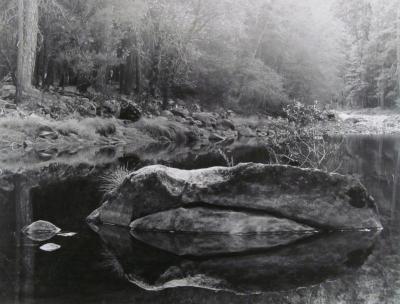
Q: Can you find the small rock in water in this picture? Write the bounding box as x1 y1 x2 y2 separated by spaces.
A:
40 243 61 252
57 232 77 237
22 220 61 242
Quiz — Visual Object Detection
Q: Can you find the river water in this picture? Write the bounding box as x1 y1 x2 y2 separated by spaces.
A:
0 135 399 303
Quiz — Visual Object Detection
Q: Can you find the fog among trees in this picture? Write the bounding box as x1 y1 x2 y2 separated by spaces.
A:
0 0 399 113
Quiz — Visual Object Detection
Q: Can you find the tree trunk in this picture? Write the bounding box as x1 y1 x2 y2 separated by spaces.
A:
135 49 141 96
397 5 400 99
123 52 135 94
16 0 39 103
43 58 54 90
149 40 161 98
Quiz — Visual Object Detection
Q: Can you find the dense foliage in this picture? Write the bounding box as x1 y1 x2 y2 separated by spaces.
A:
335 0 400 108
0 0 399 112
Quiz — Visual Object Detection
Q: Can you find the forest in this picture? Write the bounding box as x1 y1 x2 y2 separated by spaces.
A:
1 0 399 115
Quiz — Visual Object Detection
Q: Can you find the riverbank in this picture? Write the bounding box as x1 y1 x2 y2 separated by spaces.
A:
1 83 399 169
325 108 400 135
0 84 281 167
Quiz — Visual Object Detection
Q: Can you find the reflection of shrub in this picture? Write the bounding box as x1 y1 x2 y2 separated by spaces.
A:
218 149 235 167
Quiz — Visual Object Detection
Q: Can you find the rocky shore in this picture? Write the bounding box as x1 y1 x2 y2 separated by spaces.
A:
1 82 399 169
0 84 288 166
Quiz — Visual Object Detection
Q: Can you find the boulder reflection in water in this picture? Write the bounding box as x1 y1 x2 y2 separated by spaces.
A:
93 225 379 295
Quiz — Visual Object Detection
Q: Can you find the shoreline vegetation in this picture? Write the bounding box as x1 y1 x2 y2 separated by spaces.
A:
0 83 399 171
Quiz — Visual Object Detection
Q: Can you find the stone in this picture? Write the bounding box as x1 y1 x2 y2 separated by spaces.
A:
194 120 203 127
192 112 217 128
238 126 257 137
0 178 14 192
219 119 235 130
161 110 173 117
22 220 61 242
4 103 17 110
36 125 54 134
0 84 16 99
171 108 190 119
57 232 77 237
88 163 382 231
77 97 97 117
119 100 141 122
130 207 316 234
345 117 361 124
40 243 61 252
327 112 336 121
37 148 58 161
208 133 225 142
38 130 58 140
101 99 121 117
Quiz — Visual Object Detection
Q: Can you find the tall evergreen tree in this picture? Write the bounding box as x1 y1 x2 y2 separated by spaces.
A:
16 0 39 103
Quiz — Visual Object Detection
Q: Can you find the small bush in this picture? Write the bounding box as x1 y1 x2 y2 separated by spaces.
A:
284 101 325 127
100 166 131 193
266 101 343 172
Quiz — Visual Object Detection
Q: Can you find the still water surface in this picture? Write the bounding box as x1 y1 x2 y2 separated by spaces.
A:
0 135 399 303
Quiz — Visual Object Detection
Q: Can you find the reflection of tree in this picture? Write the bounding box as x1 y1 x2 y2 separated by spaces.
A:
1 163 105 302
14 175 35 303
340 136 400 219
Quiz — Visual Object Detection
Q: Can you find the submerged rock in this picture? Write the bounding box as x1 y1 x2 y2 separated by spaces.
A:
40 243 61 252
22 220 61 242
57 232 77 237
88 163 382 231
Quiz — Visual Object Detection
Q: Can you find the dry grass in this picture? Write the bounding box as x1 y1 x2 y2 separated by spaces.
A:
134 117 191 143
0 114 119 144
99 165 131 193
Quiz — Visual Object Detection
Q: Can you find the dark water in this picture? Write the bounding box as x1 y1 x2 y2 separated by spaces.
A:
0 136 399 303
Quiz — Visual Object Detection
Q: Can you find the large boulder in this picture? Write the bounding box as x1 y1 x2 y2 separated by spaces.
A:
0 84 16 99
0 99 17 110
88 163 382 231
119 99 141 122
192 112 218 128
98 99 120 117
170 107 190 119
